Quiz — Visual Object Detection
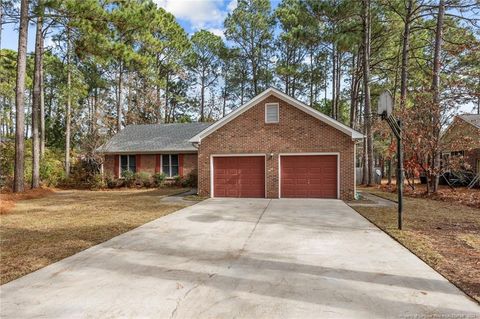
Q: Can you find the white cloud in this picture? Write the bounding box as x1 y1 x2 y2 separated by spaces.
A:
207 28 226 39
154 0 226 30
227 0 237 12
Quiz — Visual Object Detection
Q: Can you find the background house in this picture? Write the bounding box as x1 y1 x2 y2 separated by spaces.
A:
441 114 480 186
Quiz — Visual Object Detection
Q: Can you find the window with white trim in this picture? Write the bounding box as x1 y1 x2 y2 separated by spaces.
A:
265 103 279 123
120 155 136 176
162 154 179 177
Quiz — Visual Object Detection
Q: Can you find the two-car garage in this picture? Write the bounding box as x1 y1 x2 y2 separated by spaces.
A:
212 154 338 199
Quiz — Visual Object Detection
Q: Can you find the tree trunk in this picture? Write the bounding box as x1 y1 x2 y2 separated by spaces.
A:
93 87 98 132
14 0 29 193
117 62 123 131
0 0 3 48
309 47 314 107
252 59 258 95
362 0 374 186
164 71 169 123
387 158 392 185
200 73 205 122
400 0 413 111
429 0 445 193
349 54 357 128
222 85 227 117
65 27 72 178
331 44 336 119
40 48 45 157
32 11 44 188
335 52 341 120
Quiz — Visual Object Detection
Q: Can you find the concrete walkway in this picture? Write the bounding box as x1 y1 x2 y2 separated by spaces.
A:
1 199 479 318
349 191 397 207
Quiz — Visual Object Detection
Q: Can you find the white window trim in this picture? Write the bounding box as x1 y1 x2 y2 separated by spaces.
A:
161 154 179 178
265 103 279 123
278 153 340 199
210 154 267 198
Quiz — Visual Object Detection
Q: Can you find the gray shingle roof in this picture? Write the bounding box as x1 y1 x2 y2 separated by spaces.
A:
98 122 211 154
459 114 480 129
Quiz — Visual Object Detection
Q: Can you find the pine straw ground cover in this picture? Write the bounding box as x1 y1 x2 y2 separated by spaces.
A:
0 187 56 214
352 188 480 303
377 183 480 209
0 188 188 284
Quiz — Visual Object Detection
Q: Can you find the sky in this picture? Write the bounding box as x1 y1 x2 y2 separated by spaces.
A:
1 0 281 51
0 0 476 114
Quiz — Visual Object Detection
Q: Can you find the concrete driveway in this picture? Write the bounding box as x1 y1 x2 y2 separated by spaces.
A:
1 199 479 318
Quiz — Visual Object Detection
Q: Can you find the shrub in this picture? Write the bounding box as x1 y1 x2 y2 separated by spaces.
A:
105 174 118 189
172 172 198 188
89 173 106 190
135 172 151 187
152 172 166 187
181 171 198 188
123 171 136 187
173 175 182 186
40 149 66 187
0 140 66 188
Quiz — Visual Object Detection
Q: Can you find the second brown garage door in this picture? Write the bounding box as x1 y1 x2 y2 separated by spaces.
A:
281 155 338 198
213 156 265 198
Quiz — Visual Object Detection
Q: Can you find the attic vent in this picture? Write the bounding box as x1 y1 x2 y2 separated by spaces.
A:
265 103 279 123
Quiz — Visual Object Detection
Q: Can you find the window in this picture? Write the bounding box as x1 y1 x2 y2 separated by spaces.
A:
120 155 136 176
162 154 179 177
265 103 279 123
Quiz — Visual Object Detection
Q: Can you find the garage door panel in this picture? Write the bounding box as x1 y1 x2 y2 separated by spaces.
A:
213 156 265 198
281 155 338 199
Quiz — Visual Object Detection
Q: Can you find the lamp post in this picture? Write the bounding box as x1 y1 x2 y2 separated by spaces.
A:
378 91 404 230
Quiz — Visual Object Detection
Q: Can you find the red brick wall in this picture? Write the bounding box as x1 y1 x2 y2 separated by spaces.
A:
103 153 198 178
140 155 156 175
197 95 356 200
183 154 198 177
104 155 116 177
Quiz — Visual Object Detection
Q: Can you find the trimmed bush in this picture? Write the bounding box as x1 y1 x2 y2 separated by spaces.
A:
152 172 166 187
123 171 136 187
89 173 106 190
135 172 151 187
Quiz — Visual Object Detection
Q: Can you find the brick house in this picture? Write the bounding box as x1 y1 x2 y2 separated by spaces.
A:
99 122 210 180
441 114 480 176
99 88 364 200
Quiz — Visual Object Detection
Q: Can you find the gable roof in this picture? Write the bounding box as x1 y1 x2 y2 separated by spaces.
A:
189 87 364 143
98 122 211 154
459 114 480 129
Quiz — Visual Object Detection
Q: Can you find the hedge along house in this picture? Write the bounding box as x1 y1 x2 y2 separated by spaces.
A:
99 88 364 200
98 122 211 180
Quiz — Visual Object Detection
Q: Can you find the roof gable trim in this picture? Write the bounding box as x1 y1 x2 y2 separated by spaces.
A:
189 87 364 143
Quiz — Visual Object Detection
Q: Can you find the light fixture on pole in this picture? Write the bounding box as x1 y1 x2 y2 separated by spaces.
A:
377 91 404 230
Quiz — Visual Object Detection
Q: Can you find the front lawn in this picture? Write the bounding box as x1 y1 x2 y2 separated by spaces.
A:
0 188 188 284
352 188 480 303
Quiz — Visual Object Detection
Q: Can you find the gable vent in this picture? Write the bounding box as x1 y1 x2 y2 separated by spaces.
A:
265 103 279 123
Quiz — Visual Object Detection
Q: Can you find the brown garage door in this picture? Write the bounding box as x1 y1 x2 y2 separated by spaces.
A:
213 156 265 198
281 155 337 198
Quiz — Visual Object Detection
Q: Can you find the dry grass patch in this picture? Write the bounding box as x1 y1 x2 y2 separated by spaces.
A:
0 187 55 214
351 190 480 303
0 188 188 284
